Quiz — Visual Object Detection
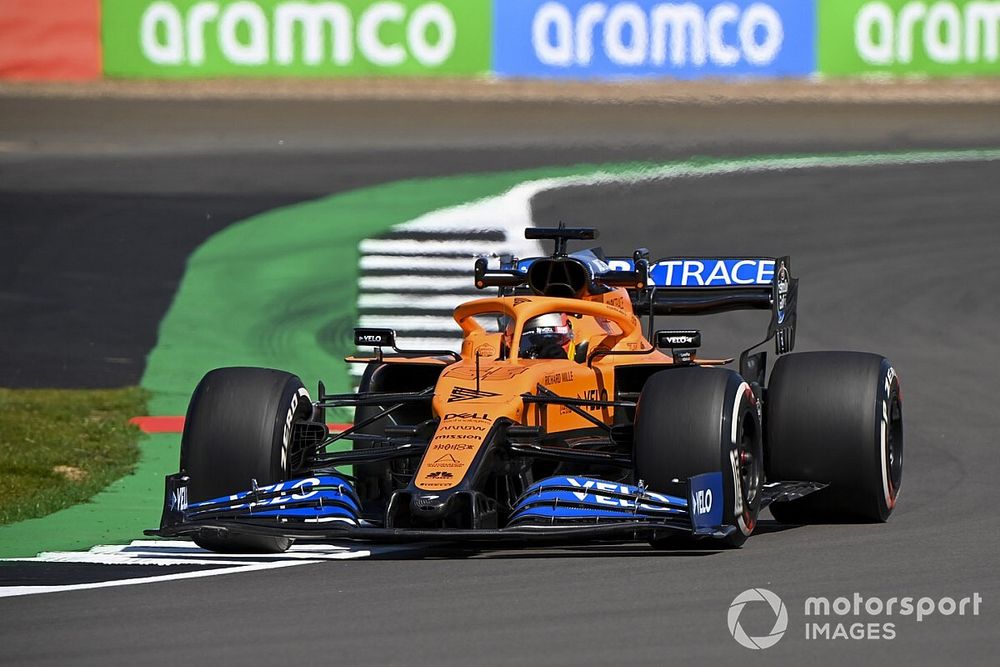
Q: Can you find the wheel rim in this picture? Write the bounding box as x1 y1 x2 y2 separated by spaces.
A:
886 393 903 496
738 413 762 509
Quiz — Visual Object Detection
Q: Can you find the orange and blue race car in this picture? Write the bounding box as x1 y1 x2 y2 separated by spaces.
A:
148 226 903 552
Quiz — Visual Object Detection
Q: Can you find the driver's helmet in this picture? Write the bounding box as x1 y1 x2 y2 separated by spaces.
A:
519 313 573 359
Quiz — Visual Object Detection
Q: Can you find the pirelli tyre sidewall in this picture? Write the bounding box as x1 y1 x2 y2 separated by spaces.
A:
766 352 903 523
634 367 763 548
181 367 312 553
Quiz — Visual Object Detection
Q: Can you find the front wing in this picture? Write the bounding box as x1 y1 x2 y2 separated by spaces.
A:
145 472 738 545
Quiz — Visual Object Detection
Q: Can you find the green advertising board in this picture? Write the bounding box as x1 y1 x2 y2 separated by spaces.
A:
819 0 1000 75
102 0 491 77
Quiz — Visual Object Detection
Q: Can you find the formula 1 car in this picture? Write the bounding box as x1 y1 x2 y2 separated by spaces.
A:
148 226 903 553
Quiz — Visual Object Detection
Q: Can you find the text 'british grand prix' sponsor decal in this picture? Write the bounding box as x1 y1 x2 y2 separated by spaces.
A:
494 0 815 79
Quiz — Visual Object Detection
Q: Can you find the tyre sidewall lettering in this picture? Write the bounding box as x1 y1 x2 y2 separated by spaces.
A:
280 385 311 475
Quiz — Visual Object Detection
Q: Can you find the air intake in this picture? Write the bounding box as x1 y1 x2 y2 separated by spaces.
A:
526 257 589 298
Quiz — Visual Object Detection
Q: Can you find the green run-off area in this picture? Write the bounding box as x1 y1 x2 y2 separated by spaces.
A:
7 148 995 558
0 162 635 558
0 388 146 526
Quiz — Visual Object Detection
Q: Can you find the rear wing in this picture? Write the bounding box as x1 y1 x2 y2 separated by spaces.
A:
481 242 796 360
608 256 798 356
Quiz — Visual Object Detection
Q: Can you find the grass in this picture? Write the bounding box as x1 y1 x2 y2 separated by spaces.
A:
0 387 147 526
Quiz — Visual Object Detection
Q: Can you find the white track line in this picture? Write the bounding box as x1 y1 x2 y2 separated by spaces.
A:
360 239 499 254
351 148 1000 373
357 315 457 330
354 337 460 351
0 539 414 598
359 275 473 291
361 255 475 271
0 561 318 598
359 293 480 310
355 187 545 353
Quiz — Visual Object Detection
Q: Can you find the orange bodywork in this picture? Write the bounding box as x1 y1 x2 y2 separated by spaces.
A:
409 289 679 491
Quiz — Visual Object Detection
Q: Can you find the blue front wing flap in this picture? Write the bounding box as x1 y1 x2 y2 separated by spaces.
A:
508 473 725 535
158 472 728 539
508 477 686 524
169 475 362 526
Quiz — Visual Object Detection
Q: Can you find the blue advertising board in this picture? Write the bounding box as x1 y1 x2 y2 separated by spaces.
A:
494 0 815 79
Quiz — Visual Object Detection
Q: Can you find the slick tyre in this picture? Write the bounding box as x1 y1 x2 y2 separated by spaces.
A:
766 352 902 523
181 367 312 553
634 367 763 548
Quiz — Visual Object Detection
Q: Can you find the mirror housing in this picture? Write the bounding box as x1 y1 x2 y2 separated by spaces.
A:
354 328 396 348
655 330 701 350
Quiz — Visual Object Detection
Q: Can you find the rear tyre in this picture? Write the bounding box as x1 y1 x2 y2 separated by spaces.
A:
634 367 762 548
766 352 902 523
181 367 312 553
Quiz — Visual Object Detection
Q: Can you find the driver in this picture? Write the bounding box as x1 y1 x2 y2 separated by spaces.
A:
517 313 574 359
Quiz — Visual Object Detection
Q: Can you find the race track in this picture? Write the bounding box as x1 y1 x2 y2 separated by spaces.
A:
1 92 998 665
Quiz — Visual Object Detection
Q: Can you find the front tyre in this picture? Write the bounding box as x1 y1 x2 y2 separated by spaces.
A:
766 352 902 523
181 367 312 553
634 367 763 548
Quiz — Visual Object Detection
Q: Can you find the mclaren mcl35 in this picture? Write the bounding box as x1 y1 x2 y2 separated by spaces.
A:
149 226 903 552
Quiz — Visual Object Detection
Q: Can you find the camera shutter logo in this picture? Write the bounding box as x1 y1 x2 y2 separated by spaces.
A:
728 588 788 650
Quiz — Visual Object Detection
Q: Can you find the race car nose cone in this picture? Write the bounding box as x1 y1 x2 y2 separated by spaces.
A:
411 493 451 519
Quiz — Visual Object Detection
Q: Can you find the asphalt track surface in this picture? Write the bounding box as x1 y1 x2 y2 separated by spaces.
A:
3 96 1000 387
1 94 999 665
